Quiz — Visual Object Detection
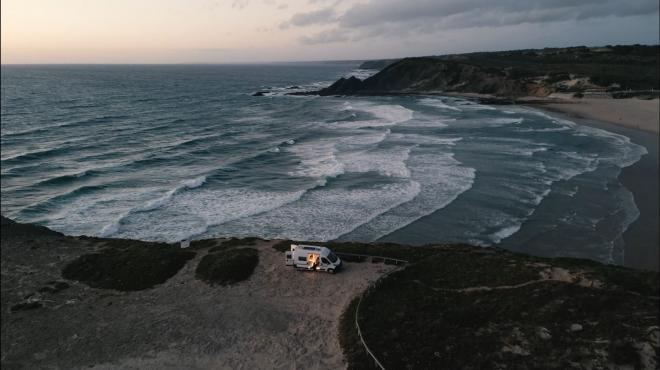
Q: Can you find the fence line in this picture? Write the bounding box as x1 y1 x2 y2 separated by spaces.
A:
335 252 408 265
353 264 406 370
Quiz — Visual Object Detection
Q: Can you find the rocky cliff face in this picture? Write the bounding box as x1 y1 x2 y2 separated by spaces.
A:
320 57 533 97
358 59 400 70
314 45 659 97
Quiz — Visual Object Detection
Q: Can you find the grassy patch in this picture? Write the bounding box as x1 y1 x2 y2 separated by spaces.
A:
338 297 380 370
189 239 220 250
272 240 296 252
195 248 259 286
62 242 195 291
349 249 659 369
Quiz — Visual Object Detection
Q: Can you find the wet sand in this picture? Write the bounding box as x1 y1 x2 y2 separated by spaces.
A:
380 95 659 271
532 108 659 271
540 97 659 134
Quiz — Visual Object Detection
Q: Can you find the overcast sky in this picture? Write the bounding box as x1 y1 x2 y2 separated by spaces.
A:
1 0 658 63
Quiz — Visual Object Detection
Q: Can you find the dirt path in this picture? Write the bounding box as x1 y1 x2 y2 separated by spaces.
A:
2 237 394 369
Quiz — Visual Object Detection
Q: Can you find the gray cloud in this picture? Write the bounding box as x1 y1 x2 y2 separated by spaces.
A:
298 0 659 44
300 29 349 44
231 0 250 9
288 7 337 26
340 0 658 28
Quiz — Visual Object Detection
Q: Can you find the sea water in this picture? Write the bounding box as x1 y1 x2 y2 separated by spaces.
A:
1 64 646 265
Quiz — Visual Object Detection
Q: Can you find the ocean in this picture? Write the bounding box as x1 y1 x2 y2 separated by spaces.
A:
0 63 647 265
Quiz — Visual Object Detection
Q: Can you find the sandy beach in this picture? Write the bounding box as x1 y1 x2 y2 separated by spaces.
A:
538 96 659 134
528 98 659 271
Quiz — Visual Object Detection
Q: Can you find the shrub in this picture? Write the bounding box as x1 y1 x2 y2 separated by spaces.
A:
62 244 195 291
196 248 259 285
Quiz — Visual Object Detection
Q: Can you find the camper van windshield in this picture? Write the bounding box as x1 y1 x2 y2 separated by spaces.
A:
327 252 338 263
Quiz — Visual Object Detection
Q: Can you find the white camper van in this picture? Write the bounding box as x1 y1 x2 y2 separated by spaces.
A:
285 244 342 273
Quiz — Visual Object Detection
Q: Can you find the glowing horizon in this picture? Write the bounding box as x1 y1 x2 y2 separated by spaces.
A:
2 0 658 64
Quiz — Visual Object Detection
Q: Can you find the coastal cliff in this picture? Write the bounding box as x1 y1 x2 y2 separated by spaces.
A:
314 45 660 98
2 216 659 369
321 57 530 96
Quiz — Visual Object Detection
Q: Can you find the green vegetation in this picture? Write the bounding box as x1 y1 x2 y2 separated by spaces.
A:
207 237 263 253
450 45 659 90
338 297 380 370
195 248 259 285
189 239 220 250
62 241 195 291
342 247 659 369
189 237 263 253
319 45 659 97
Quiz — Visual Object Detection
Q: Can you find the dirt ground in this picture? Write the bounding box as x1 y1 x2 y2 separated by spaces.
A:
1 222 394 369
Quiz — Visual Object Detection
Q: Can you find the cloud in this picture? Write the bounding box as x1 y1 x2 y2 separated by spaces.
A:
231 0 250 9
297 0 659 44
339 0 659 28
300 28 349 44
287 7 337 27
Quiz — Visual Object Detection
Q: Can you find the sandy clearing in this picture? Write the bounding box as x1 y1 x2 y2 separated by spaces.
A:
2 238 394 369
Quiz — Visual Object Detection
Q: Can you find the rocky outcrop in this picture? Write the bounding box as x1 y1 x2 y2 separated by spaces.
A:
319 57 533 97
358 59 400 70
315 45 659 97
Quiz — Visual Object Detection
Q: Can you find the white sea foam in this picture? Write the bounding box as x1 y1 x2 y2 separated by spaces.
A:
390 133 462 146
339 146 412 178
574 125 647 168
97 175 207 237
336 103 414 128
492 117 524 125
489 223 523 244
515 127 570 133
457 102 497 111
287 141 344 184
215 179 422 242
341 151 476 241
342 69 378 80
336 129 391 146
418 98 462 111
115 187 309 242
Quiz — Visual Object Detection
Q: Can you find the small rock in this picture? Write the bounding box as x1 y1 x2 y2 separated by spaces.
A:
570 324 583 332
39 281 70 294
647 326 659 347
502 345 530 356
252 91 268 96
11 301 43 312
537 327 552 340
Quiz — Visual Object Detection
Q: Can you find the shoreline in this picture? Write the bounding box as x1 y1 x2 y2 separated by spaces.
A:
529 96 659 134
526 103 659 271
375 92 658 271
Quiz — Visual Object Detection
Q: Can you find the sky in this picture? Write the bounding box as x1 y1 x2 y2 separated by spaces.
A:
1 0 659 64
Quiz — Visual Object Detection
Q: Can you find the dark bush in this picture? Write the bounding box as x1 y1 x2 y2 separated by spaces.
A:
196 248 259 285
62 244 195 291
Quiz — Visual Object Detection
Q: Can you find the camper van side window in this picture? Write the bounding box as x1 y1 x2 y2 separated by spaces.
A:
298 256 307 262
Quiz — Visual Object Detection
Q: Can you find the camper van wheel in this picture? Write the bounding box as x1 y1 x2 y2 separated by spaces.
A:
328 269 335 274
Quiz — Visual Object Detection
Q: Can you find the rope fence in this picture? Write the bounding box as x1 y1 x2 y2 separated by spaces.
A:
352 259 407 370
